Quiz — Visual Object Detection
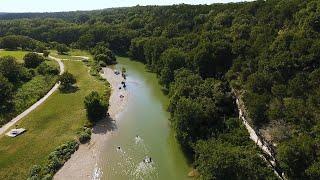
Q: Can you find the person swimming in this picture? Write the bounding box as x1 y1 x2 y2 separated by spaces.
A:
135 135 142 144
144 156 152 163
117 146 121 150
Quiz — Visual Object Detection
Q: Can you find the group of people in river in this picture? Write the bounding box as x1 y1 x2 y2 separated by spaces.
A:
114 69 127 99
114 68 153 164
116 135 153 165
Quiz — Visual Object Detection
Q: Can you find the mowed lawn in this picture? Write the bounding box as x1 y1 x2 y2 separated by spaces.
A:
0 50 29 63
0 60 106 179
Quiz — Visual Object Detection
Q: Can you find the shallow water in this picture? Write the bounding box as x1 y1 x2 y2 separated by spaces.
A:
98 57 190 180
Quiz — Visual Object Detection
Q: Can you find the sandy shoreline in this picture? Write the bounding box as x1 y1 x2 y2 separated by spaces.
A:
54 67 128 180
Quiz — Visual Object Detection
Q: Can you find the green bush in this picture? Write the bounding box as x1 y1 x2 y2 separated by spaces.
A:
56 44 69 55
78 127 92 144
0 55 31 83
14 75 57 113
24 53 44 69
28 165 42 180
43 50 50 57
28 140 79 179
58 72 76 91
84 91 108 122
37 63 59 75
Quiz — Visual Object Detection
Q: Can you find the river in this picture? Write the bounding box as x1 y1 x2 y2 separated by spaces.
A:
98 57 190 180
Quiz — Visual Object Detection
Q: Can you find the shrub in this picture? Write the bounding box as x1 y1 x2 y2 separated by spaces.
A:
45 140 79 173
98 60 107 67
24 53 44 68
84 91 108 122
78 127 92 144
58 72 76 91
92 44 116 66
14 75 57 113
35 44 46 53
94 53 116 65
79 132 91 144
28 165 42 180
37 63 59 75
28 140 79 179
41 174 53 180
56 44 69 55
43 50 50 57
79 131 91 144
0 55 31 83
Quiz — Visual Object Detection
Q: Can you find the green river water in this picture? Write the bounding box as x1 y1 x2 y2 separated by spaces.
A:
98 57 191 180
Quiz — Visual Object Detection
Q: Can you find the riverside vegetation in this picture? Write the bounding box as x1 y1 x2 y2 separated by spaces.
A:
1 0 320 179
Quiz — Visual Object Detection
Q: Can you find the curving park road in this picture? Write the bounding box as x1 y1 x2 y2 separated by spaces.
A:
0 55 64 136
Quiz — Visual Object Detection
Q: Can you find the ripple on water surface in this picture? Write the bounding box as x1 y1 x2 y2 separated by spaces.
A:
102 136 159 180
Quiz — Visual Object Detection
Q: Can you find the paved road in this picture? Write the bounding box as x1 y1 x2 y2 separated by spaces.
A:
0 55 64 136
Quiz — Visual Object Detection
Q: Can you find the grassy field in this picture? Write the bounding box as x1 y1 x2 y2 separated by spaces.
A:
0 55 107 179
0 50 29 63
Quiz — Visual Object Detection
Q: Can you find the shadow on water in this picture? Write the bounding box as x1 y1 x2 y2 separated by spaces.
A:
92 117 118 135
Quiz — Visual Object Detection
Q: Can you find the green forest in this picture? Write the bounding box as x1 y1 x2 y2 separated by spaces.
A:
1 0 320 179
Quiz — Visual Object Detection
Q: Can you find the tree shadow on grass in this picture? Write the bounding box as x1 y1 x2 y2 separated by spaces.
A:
92 116 117 135
59 86 79 94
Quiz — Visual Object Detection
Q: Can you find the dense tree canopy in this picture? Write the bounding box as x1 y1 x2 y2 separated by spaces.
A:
195 139 276 180
0 35 45 51
1 0 320 178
